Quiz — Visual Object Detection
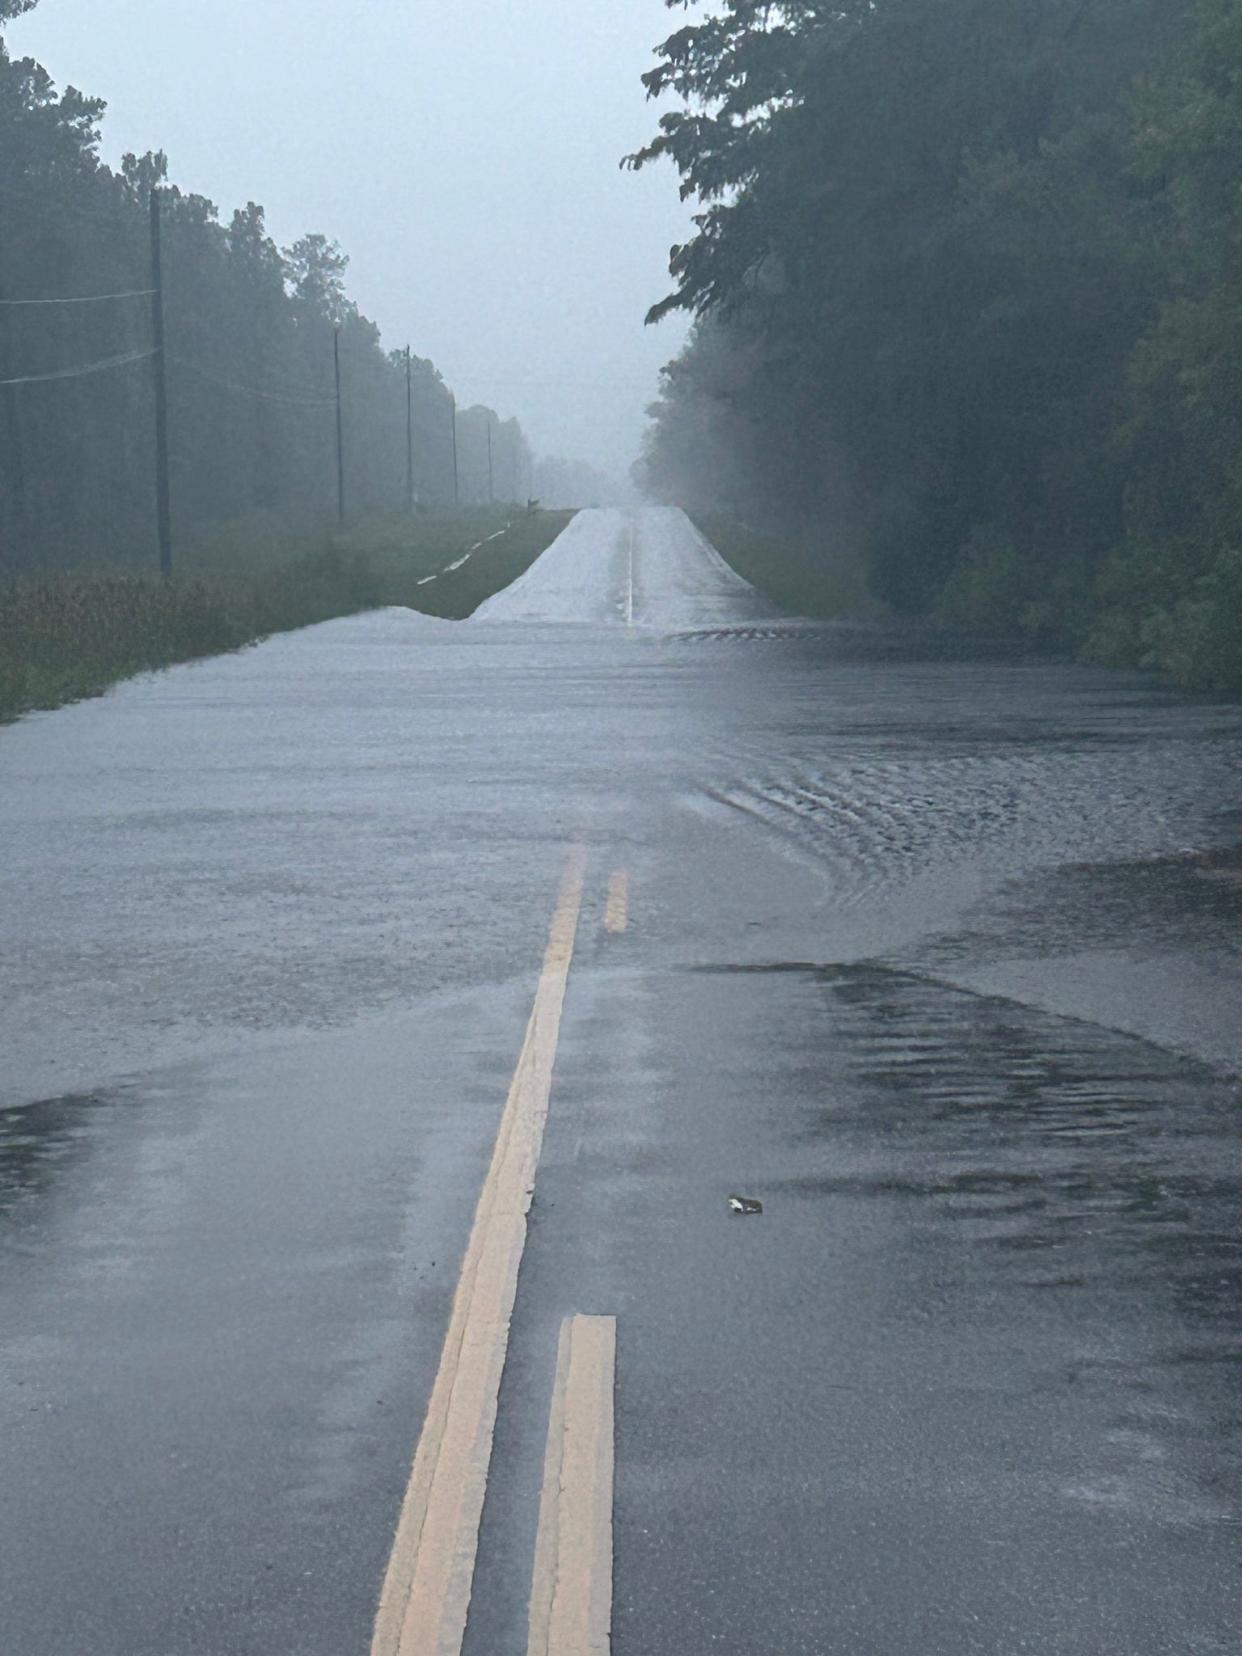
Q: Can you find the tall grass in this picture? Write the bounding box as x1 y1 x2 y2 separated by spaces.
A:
694 512 880 619
0 508 573 723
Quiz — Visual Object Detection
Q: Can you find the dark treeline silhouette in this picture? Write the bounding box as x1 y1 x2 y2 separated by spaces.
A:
632 0 1242 686
0 5 532 574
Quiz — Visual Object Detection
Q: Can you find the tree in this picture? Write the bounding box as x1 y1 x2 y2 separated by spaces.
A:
284 233 351 325
1093 0 1242 683
0 27 534 568
633 0 1218 652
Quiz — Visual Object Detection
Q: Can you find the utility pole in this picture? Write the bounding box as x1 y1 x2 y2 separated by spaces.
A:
334 326 345 528
0 257 29 563
404 344 414 513
450 392 459 507
486 417 494 503
149 188 173 576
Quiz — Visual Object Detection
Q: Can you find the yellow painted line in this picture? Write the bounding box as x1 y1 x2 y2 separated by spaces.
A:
527 1315 617 1656
371 847 587 1656
603 870 628 935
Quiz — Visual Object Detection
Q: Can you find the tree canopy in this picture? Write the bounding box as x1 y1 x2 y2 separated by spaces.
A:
0 7 533 573
635 0 1242 685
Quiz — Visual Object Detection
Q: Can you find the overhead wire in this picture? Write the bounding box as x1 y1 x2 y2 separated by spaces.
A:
0 288 155 307
0 346 157 388
172 357 336 408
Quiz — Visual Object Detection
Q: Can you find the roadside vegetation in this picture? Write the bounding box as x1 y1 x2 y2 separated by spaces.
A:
633 0 1242 689
0 508 573 723
0 3 588 727
0 0 596 710
331 508 574 622
0 17 534 569
694 513 880 621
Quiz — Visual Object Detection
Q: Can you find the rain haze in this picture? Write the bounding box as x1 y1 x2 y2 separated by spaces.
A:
4 2 1242 1653
8 0 691 478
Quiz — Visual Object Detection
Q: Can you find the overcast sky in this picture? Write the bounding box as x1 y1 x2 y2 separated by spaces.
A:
9 0 692 478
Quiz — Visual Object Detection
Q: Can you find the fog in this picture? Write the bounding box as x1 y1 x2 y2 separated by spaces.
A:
8 0 690 480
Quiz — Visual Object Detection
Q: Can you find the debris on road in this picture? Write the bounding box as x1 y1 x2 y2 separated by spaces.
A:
727 1194 763 1215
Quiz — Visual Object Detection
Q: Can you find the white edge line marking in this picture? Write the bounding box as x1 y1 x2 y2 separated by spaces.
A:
423 525 506 582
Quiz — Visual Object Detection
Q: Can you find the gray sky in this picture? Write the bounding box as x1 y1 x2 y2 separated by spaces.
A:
9 0 692 476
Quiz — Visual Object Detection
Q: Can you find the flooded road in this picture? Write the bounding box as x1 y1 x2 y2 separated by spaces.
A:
1 508 1239 1653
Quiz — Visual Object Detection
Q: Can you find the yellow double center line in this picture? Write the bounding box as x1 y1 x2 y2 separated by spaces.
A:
603 871 629 935
528 1314 617 1656
372 848 588 1656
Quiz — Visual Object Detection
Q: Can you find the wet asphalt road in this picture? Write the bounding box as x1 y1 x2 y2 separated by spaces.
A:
2 506 1241 1654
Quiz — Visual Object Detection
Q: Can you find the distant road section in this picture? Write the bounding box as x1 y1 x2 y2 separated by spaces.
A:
472 505 777 629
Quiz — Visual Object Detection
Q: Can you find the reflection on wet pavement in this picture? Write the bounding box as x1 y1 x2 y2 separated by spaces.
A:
0 1093 101 1217
3 507 1241 1653
782 963 1242 1536
930 847 1242 962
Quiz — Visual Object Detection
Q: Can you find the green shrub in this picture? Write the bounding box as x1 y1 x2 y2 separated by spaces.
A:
933 526 1093 643
933 528 1024 635
693 512 878 619
1083 535 1241 686
1143 545 1242 689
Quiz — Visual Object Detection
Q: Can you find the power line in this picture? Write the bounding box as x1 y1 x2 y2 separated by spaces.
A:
0 346 157 389
173 357 335 408
0 287 155 307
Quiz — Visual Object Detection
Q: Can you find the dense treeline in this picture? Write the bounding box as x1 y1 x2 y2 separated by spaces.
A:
633 0 1242 686
0 2 532 575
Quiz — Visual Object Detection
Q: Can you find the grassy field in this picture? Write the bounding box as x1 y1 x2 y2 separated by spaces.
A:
0 507 573 724
694 511 880 620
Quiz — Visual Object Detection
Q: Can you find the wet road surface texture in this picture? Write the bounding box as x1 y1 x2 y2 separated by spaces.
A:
1 507 1240 1654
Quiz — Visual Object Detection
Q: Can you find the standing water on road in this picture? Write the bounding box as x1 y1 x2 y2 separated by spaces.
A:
2 508 1240 1656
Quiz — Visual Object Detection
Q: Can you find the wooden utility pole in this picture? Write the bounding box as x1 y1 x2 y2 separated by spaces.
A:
0 256 29 564
486 417 494 503
334 326 345 527
450 392 459 507
149 188 173 576
404 345 414 513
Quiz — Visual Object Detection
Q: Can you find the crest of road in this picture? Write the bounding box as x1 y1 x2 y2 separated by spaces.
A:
472 504 775 629
2 507 1240 1656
